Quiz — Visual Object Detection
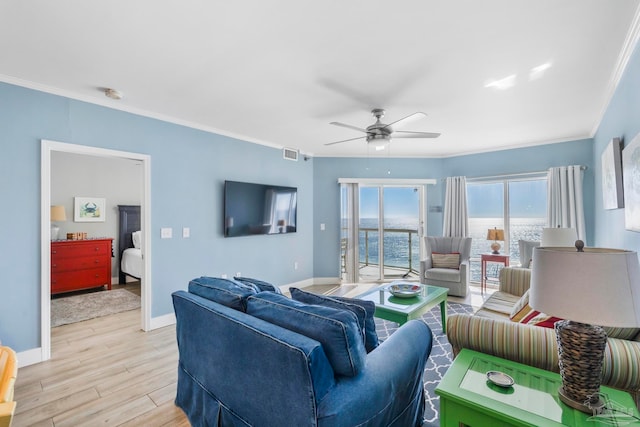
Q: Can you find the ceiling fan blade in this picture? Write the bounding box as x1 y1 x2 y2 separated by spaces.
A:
330 122 368 133
393 131 441 138
384 112 428 130
324 136 366 146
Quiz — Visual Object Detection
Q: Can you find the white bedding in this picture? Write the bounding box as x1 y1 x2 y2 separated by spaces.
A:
121 248 142 279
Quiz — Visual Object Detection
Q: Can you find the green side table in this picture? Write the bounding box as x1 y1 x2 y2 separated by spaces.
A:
436 349 640 427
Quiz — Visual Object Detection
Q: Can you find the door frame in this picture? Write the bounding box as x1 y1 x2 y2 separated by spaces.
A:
40 140 152 362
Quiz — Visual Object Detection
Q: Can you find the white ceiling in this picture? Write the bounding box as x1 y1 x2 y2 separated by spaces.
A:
1 1 639 158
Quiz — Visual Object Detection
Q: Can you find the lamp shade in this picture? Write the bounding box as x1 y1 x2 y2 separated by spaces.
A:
50 205 67 222
486 228 505 241
540 227 577 246
530 246 640 327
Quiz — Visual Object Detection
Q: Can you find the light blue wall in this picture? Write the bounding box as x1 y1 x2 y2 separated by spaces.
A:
0 82 314 352
312 157 446 277
312 139 595 277
593 41 640 252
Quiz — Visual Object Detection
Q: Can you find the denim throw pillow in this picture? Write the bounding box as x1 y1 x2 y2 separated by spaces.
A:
246 292 366 377
290 287 379 353
188 276 258 312
234 276 282 294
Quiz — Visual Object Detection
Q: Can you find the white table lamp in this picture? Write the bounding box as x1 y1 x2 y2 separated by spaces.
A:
530 243 640 413
541 227 577 246
50 205 67 240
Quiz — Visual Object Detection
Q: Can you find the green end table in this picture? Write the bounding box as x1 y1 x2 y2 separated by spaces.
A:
436 349 640 427
356 284 448 331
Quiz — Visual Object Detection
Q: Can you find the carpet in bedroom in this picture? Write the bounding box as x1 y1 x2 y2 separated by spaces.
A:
51 288 140 327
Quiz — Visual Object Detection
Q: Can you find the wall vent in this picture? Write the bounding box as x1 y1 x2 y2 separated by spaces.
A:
283 148 299 161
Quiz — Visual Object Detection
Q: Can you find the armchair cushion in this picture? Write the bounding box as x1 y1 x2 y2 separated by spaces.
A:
188 276 257 311
289 287 379 352
431 252 460 269
246 292 366 377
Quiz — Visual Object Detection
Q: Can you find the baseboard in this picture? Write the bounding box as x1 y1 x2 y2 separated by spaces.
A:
17 347 44 368
149 312 176 330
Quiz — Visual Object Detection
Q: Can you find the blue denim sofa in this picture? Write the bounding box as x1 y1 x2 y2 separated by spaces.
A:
172 277 433 427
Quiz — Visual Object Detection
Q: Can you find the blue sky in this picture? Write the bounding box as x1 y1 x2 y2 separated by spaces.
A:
360 187 420 218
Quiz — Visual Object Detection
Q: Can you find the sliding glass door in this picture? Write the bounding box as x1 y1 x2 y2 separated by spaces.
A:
359 185 423 282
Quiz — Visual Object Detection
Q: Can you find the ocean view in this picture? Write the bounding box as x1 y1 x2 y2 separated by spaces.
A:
357 217 545 282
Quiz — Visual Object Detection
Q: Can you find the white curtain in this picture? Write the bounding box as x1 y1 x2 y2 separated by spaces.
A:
443 176 469 237
547 165 586 241
341 183 360 283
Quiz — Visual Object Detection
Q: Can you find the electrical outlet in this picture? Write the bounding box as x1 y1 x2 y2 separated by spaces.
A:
221 274 228 279
182 227 190 238
320 223 325 231
236 272 241 277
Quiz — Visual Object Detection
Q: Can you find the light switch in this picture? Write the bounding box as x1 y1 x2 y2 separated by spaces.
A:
320 223 326 231
183 227 190 238
160 227 173 239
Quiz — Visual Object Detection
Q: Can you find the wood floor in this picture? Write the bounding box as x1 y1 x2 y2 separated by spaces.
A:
13 282 491 426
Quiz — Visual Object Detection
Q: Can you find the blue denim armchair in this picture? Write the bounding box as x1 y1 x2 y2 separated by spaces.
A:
172 287 433 427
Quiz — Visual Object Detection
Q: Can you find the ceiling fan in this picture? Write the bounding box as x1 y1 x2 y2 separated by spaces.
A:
325 108 440 147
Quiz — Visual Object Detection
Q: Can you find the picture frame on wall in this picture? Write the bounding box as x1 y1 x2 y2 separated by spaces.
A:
74 197 106 222
601 137 624 209
623 133 640 232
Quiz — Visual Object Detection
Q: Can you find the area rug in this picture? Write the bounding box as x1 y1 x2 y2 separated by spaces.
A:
375 302 475 427
51 288 140 327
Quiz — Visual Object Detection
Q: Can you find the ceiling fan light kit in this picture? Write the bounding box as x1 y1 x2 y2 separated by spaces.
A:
326 108 440 147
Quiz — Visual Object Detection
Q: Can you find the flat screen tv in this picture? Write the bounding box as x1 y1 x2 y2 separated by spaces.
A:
224 180 297 237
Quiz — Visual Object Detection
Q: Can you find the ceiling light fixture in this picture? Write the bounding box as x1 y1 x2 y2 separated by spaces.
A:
529 62 552 81
104 88 123 100
484 74 516 90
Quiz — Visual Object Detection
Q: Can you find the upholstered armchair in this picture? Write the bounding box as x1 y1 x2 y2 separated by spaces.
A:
419 236 472 297
0 346 17 427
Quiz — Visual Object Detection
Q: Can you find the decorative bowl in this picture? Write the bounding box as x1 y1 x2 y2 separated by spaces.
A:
486 371 514 387
388 283 422 298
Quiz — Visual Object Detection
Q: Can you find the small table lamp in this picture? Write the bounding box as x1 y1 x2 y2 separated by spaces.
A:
486 227 505 254
50 205 67 240
530 243 640 413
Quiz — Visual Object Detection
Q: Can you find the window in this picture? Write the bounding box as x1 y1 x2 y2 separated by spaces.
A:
467 175 547 282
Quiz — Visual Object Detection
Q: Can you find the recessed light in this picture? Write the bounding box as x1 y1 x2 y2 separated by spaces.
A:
529 62 552 81
484 74 516 90
104 88 123 100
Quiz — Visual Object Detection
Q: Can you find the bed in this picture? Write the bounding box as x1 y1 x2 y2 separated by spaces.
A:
118 205 142 284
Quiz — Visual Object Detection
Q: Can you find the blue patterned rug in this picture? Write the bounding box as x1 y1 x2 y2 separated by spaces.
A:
375 302 475 427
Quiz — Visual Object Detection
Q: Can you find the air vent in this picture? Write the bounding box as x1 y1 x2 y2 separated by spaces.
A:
283 148 299 161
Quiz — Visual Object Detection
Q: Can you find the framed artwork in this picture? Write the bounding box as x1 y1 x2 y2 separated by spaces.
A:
623 133 640 232
74 197 106 222
601 137 624 209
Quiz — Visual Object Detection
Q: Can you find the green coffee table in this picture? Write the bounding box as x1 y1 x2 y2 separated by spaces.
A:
436 349 640 427
356 283 448 331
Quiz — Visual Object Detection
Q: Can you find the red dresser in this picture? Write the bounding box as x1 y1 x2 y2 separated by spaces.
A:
51 238 113 295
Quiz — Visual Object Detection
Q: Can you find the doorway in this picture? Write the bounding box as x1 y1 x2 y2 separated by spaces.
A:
40 140 151 362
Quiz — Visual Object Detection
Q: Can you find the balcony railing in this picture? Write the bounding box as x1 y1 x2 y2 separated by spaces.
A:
358 227 420 278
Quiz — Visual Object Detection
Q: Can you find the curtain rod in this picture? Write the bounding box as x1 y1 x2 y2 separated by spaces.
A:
462 165 587 182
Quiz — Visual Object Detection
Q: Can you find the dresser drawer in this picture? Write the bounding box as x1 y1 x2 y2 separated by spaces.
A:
51 240 111 259
51 268 110 294
52 256 110 273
